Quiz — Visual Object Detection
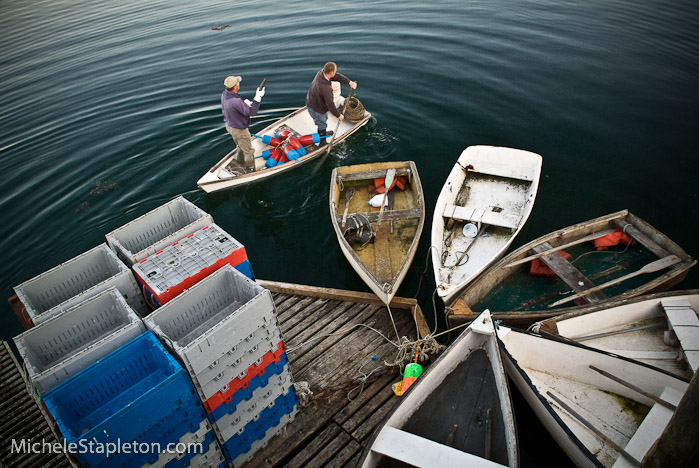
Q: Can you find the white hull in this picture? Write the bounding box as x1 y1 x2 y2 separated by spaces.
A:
498 326 689 468
359 311 518 467
533 290 699 379
198 105 371 192
431 146 542 305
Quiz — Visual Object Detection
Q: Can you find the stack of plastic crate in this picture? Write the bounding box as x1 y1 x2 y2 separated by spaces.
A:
144 266 297 467
105 196 213 267
42 332 227 468
13 288 145 394
132 223 254 308
12 243 148 326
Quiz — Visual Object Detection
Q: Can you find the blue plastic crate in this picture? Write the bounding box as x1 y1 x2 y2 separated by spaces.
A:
89 407 208 468
220 389 298 463
43 332 197 446
208 354 289 422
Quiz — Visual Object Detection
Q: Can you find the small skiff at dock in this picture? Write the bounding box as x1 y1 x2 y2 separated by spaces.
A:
498 325 690 468
532 290 699 379
357 310 518 468
198 103 371 192
431 145 542 305
329 161 425 305
447 210 695 329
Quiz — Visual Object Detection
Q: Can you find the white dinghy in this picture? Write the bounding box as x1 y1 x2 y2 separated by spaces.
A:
498 325 690 468
357 310 519 468
431 145 542 305
198 101 371 193
533 290 699 379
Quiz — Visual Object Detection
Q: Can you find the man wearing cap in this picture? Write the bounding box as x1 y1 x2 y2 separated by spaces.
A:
221 75 265 172
306 62 357 143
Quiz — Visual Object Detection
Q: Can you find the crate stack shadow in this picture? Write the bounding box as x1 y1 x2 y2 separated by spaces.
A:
9 196 297 468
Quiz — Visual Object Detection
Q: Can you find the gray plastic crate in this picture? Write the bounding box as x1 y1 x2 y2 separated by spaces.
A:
195 326 283 401
144 265 278 377
13 243 147 324
106 196 213 267
181 441 226 468
13 288 145 394
132 223 245 299
232 410 298 468
212 369 293 443
140 419 213 468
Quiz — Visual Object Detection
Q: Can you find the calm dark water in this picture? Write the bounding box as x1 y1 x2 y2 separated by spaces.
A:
1 0 698 464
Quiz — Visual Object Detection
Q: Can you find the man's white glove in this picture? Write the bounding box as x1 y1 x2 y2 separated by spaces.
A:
244 99 253 106
254 87 265 102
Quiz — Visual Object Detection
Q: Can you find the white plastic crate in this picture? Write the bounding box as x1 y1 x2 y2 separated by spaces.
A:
139 419 213 468
212 369 293 443
13 243 146 324
144 265 278 376
13 288 145 394
195 326 283 401
183 441 226 468
231 410 298 468
132 223 249 306
106 196 213 267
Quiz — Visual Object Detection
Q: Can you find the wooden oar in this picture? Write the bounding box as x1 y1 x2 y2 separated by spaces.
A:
377 168 395 228
505 228 617 268
310 87 356 175
549 255 682 307
340 187 355 230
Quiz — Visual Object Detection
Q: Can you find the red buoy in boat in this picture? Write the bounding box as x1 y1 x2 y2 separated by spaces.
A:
275 129 291 141
287 136 307 156
298 133 331 145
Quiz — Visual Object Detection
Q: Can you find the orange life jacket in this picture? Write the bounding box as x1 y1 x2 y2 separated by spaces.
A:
593 229 635 251
529 250 572 277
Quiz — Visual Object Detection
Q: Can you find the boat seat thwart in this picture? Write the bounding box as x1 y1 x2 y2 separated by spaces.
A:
661 298 699 372
531 243 608 303
610 387 683 468
443 204 521 230
371 426 508 468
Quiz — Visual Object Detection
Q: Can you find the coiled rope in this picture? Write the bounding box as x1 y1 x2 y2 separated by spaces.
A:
342 96 365 122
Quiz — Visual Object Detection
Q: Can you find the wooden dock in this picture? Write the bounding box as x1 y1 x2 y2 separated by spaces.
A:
4 281 433 468
0 341 73 468
247 280 433 468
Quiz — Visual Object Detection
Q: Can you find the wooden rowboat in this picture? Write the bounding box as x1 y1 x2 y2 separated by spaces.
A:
532 290 699 379
197 104 371 192
357 310 518 468
447 210 695 329
329 161 425 305
431 146 542 305
498 325 689 468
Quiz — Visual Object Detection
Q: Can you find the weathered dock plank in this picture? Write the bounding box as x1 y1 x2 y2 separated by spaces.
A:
243 283 429 468
0 342 73 468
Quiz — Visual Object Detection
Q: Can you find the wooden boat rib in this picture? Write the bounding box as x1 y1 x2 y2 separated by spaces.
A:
448 209 696 329
330 161 425 305
498 326 689 468
532 290 699 379
431 146 542 305
197 104 371 192
357 311 518 468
